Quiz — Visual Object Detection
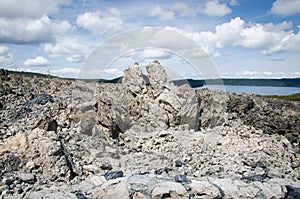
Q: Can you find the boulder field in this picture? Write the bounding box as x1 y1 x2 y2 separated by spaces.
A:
0 61 299 198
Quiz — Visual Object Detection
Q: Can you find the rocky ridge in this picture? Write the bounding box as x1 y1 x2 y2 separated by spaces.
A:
96 61 200 137
0 62 299 198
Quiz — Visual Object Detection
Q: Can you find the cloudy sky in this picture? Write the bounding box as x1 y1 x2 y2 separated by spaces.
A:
0 0 300 79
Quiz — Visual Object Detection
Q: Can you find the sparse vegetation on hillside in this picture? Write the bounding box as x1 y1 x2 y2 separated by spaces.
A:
264 93 300 101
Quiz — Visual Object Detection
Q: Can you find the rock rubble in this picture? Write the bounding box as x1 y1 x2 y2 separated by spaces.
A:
0 62 299 198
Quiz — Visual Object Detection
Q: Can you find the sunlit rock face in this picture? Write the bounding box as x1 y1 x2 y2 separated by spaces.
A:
96 60 201 137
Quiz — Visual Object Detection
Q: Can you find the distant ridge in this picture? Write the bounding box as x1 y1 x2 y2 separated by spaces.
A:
4 69 300 88
101 76 300 88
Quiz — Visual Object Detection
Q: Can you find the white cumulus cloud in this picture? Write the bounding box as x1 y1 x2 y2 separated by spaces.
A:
142 49 173 60
170 17 300 55
0 45 9 54
76 8 123 35
51 67 80 77
198 0 232 17
44 37 92 63
149 5 175 21
0 0 70 18
0 15 72 44
65 55 85 63
172 2 195 17
0 45 13 66
23 56 51 66
271 0 300 16
238 70 286 78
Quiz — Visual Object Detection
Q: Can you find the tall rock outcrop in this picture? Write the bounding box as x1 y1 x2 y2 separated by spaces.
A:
96 61 200 138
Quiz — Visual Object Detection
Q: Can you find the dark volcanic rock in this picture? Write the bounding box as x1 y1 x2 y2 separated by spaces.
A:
0 155 21 172
198 89 300 148
104 171 124 180
24 94 54 106
175 174 191 183
285 185 300 198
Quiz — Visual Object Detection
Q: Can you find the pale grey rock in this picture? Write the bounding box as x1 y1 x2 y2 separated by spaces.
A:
24 188 77 199
128 175 163 196
152 181 188 199
92 178 130 199
96 60 201 136
18 173 35 184
210 178 261 198
122 64 147 95
132 192 148 199
252 181 282 198
189 180 222 199
146 60 168 98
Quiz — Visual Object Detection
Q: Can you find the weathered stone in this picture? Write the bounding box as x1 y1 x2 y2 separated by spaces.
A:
211 178 260 198
24 188 77 199
19 173 35 184
189 180 222 198
97 61 201 136
252 181 282 198
92 178 130 199
146 60 168 98
152 181 188 199
0 155 21 172
132 192 148 199
128 175 162 196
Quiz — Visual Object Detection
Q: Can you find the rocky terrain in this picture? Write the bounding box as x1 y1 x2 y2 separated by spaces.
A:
0 62 299 199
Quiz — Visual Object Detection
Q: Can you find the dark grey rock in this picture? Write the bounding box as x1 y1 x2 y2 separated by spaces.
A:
285 185 300 199
103 171 123 180
25 94 54 106
175 174 191 183
2 177 13 185
1 155 21 172
175 160 183 167
242 174 268 182
75 192 87 199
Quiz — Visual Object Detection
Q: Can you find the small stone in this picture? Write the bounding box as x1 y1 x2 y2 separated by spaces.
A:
92 178 129 199
100 159 113 170
75 192 87 199
103 171 123 180
0 185 6 193
132 192 148 199
175 175 191 183
152 181 187 199
19 173 35 184
175 160 183 167
2 177 13 186
190 180 222 198
256 146 263 151
154 167 169 175
17 188 23 194
25 161 36 170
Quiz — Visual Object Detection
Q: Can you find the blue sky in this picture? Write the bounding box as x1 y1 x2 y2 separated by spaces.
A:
0 0 299 79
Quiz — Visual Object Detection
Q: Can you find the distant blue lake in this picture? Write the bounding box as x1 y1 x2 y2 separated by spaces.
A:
198 85 300 96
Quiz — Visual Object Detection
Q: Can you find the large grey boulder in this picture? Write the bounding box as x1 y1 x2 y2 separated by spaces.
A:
96 61 201 137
